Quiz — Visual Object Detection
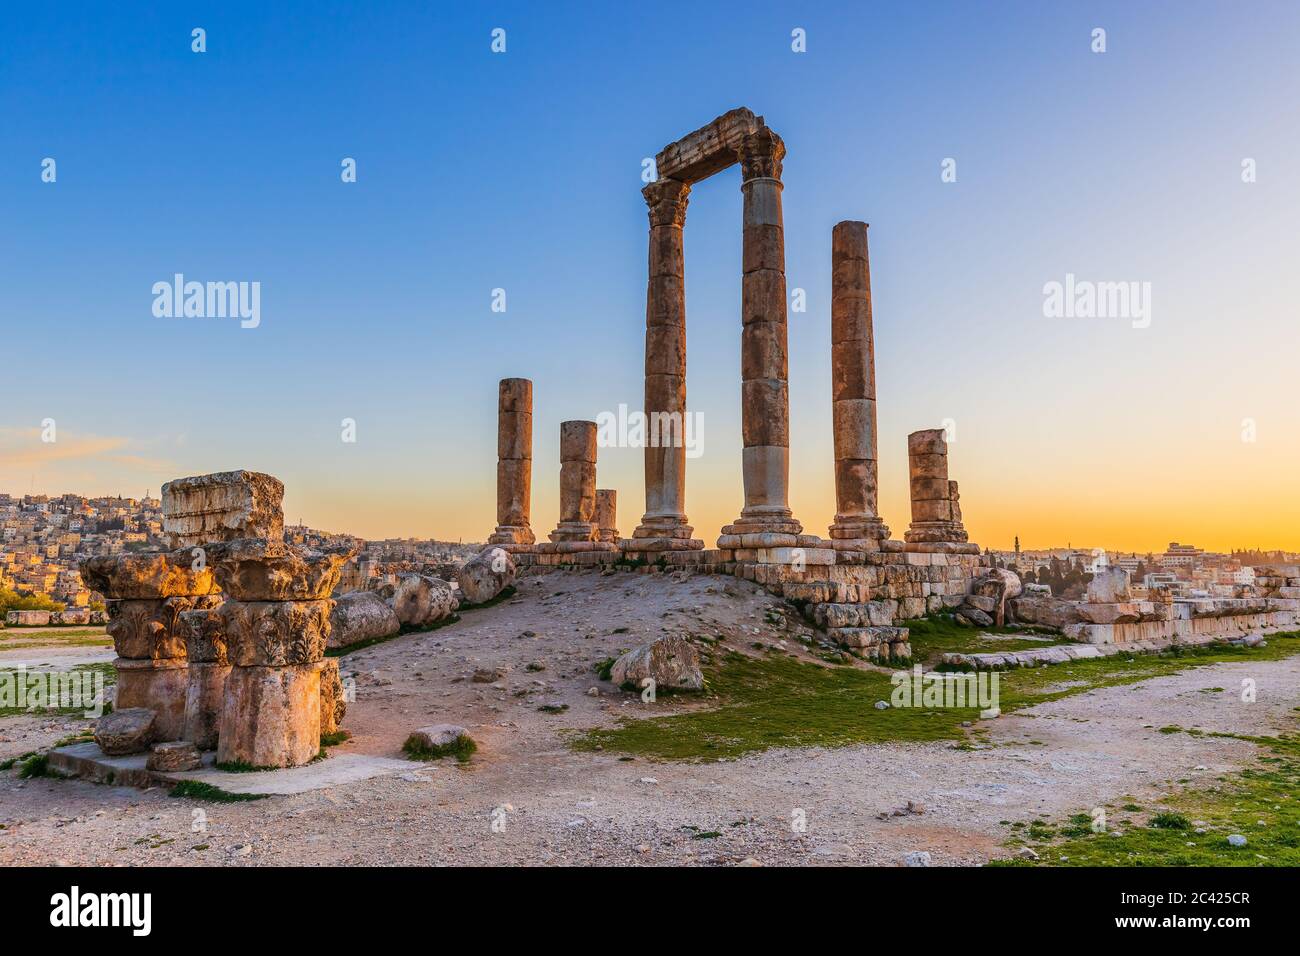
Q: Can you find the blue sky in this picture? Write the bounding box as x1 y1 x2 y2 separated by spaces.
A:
2 2 1298 549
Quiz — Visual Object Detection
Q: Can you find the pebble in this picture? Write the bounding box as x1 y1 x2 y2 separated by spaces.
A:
1227 834 1247 847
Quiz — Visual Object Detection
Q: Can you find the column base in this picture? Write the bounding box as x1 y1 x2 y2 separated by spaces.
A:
184 661 230 750
904 521 970 545
488 526 535 548
625 515 703 551
114 657 189 741
548 522 598 543
724 509 803 538
218 662 323 769
828 516 891 550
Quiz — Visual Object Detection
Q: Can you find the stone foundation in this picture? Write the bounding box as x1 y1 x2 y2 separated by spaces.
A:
217 661 324 768
113 657 189 740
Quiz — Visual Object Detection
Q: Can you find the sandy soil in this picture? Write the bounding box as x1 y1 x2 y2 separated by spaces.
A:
1 569 1295 866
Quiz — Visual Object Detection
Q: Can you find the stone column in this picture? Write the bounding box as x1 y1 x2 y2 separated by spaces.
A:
595 489 619 543
488 378 535 550
627 178 702 552
180 606 229 750
723 126 802 541
547 421 611 549
904 429 969 545
211 539 349 768
78 552 222 742
828 221 890 549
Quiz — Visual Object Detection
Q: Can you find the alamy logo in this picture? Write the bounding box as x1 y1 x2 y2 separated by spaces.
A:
152 274 261 328
595 403 704 459
1042 273 1151 329
50 886 151 936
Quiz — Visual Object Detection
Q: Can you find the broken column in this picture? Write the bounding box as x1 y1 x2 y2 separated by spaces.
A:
162 470 286 750
903 429 969 546
722 126 802 541
544 421 616 551
210 538 349 768
487 377 536 550
595 489 619 543
79 552 222 742
827 220 890 550
626 177 703 552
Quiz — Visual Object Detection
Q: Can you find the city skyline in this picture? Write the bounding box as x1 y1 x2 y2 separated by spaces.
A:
4 2 1299 553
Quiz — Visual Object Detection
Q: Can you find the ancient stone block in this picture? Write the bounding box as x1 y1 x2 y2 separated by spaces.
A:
609 635 703 691
457 546 517 604
218 599 332 666
161 470 285 549
113 658 188 741
320 658 346 737
94 707 157 756
79 550 219 600
328 590 400 649
207 539 350 602
183 661 229 750
217 662 322 768
147 740 201 772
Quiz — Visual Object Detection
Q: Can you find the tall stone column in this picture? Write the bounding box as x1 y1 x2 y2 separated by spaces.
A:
904 429 969 545
828 221 890 549
723 126 802 541
595 489 619 543
488 378 535 550
627 178 702 552
545 421 615 551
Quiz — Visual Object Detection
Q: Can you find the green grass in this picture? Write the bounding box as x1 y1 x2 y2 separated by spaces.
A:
168 780 268 803
457 585 517 612
994 733 1300 866
572 632 1300 763
0 627 111 648
17 753 50 778
319 730 351 747
903 615 1060 666
325 613 462 657
402 731 476 763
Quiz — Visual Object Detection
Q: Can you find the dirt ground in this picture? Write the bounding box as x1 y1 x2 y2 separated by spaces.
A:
1 569 1295 866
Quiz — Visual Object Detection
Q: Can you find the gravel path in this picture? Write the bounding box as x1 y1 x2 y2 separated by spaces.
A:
1 570 1295 866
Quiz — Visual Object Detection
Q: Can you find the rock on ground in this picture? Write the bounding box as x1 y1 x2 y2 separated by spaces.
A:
94 707 156 756
329 590 400 649
456 547 517 605
389 574 457 628
609 635 703 691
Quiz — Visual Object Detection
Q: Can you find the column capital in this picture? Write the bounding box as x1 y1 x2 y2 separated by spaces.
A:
642 177 691 228
739 126 785 182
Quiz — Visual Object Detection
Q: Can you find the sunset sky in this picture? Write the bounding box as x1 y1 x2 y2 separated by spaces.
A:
2 1 1298 553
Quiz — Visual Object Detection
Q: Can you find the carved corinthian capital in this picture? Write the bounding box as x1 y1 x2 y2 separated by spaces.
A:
739 126 786 181
643 178 691 228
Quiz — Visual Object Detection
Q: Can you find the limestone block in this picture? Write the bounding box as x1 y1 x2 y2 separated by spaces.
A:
559 420 597 463
908 453 949 481
114 658 188 741
161 470 284 549
908 429 948 457
497 410 532 461
740 380 790 446
457 547 518 604
180 606 228 664
741 319 788 381
742 225 785 273
1086 567 1132 603
389 573 457 628
183 661 229 750
320 658 346 736
208 539 351 601
79 550 219 600
609 635 703 691
741 270 786 325
218 599 332 666
832 399 878 461
218 662 322 768
147 740 201 772
94 707 157 756
328 590 400 649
